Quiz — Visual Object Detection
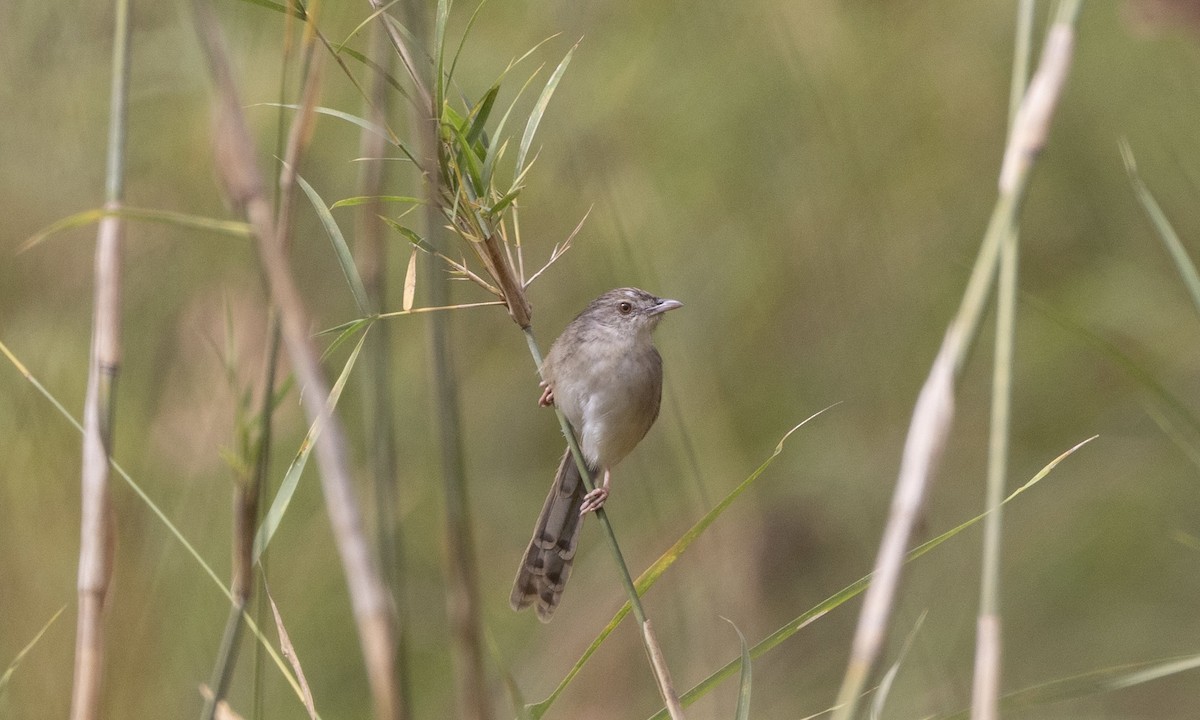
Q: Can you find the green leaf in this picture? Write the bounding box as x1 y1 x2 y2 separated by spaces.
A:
338 46 410 101
1121 140 1200 319
329 195 424 210
23 206 251 251
640 436 1096 720
433 0 450 108
253 325 372 562
447 0 490 93
466 84 499 152
515 41 576 183
233 0 305 19
335 0 403 54
257 103 399 148
293 171 373 316
378 216 432 251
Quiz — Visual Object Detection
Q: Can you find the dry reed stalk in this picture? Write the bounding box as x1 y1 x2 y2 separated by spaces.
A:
830 3 1082 719
69 1 131 717
190 2 401 718
356 18 412 720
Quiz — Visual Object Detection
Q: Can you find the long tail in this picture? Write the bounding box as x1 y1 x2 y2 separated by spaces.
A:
510 449 590 621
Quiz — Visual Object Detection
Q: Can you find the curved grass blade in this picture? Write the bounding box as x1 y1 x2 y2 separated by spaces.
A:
334 0 402 54
932 652 1200 719
0 605 66 694
642 436 1097 720
252 325 371 562
0 340 311 710
527 405 840 718
722 618 752 720
256 103 402 149
515 42 575 183
869 610 926 720
329 195 423 210
447 0 490 94
338 46 409 100
1121 140 1200 317
433 0 449 107
293 171 372 315
234 0 305 19
23 206 251 252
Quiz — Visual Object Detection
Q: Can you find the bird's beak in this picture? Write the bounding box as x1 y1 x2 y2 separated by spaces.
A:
648 298 683 316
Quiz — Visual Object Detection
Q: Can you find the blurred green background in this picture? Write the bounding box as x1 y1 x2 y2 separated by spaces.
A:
4 1 1200 718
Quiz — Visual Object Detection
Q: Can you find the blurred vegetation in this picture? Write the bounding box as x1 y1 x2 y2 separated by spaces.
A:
3 1 1200 718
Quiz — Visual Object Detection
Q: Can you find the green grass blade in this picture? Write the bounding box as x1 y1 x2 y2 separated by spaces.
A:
257 103 399 147
252 326 371 562
641 436 1096 720
723 619 752 720
447 0 490 94
319 317 374 363
335 0 403 54
515 42 575 183
932 652 1200 719
465 84 499 151
293 171 372 315
0 605 66 693
329 195 423 210
1121 140 1200 318
434 0 449 107
23 206 252 251
527 406 838 718
338 46 410 101
233 0 305 19
869 610 925 720
484 64 539 187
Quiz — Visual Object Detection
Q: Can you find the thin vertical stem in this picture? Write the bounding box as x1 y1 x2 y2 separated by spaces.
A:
357 18 412 720
830 3 1081 719
384 0 493 717
971 3 1034 720
189 2 401 717
69 0 130 718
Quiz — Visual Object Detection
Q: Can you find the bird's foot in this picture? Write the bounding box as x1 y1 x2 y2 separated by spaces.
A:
538 381 555 407
579 487 608 515
580 469 612 515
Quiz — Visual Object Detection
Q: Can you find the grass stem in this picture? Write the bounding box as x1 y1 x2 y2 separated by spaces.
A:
69 0 131 717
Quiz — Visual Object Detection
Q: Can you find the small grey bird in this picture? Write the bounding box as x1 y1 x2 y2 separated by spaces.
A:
510 287 682 621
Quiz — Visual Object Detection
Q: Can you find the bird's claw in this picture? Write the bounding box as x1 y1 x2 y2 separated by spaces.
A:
538 381 555 407
579 487 608 515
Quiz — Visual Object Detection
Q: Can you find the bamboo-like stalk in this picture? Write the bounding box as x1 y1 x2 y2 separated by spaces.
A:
68 1 131 718
970 3 1035 719
202 20 325 719
189 3 400 719
356 18 412 720
385 1 493 717
830 4 1082 719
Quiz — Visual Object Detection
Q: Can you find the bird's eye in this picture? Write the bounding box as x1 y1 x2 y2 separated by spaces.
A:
618 301 633 315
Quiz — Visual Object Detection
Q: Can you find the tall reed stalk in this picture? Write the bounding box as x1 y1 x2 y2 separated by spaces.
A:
830 3 1083 719
69 1 131 717
356 18 412 720
970 3 1035 719
190 2 401 717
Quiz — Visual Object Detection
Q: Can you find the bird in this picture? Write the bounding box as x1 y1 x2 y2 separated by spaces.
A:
510 287 682 622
